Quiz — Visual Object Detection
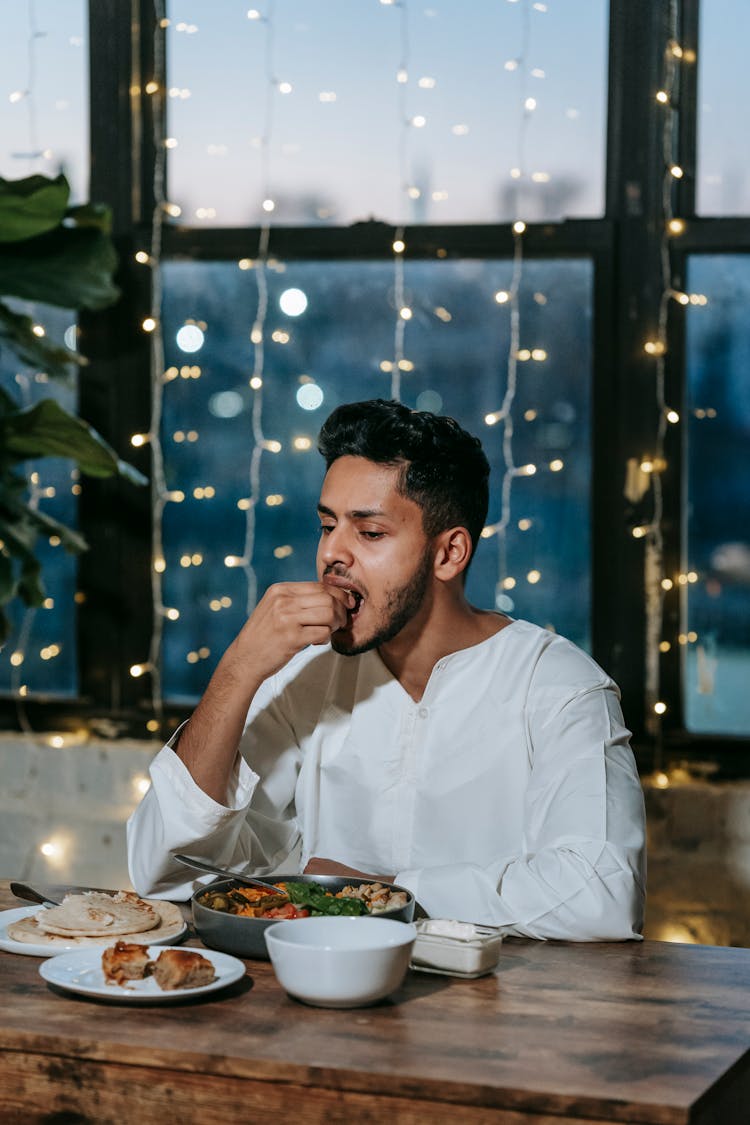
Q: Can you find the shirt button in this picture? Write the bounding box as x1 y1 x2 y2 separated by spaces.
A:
418 707 429 719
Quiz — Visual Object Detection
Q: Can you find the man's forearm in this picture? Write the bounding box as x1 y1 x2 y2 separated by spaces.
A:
175 644 265 804
174 580 351 804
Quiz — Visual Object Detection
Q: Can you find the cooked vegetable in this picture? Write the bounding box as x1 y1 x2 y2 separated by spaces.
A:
283 882 367 916
198 879 405 918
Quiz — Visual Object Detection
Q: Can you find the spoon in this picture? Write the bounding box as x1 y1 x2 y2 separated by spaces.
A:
173 854 282 893
10 882 62 908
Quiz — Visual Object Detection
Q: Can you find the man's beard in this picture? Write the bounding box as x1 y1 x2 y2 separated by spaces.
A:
331 548 433 656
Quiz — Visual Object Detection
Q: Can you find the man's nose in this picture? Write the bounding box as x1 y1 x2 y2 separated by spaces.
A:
319 524 354 566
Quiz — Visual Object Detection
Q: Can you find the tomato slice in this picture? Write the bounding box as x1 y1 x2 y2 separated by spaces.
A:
262 903 310 919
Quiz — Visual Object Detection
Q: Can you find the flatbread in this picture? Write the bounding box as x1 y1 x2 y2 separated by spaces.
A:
34 891 159 937
7 897 184 949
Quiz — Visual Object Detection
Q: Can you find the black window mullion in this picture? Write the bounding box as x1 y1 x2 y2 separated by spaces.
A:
76 0 157 730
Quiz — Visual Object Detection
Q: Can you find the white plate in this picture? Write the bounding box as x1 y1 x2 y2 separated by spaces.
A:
39 945 245 1003
0 906 188 959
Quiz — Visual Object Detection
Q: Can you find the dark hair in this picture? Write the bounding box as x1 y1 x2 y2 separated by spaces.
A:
318 399 490 564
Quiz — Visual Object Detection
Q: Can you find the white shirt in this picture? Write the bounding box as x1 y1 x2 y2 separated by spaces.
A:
127 618 646 940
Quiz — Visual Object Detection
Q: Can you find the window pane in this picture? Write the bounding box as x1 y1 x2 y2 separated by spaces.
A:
696 0 750 215
684 256 750 735
166 1 607 228
0 1 89 203
0 306 79 699
160 258 592 702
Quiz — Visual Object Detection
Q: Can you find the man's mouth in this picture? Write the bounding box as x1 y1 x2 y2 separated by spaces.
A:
323 574 365 620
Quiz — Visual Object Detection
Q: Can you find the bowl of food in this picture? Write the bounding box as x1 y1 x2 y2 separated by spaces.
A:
265 915 417 1008
192 874 415 959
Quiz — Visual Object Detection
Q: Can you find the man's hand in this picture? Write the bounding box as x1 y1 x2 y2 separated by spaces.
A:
304 857 394 883
174 581 353 804
231 581 354 685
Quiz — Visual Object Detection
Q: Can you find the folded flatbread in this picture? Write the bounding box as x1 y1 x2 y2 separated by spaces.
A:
7 892 184 949
34 891 158 937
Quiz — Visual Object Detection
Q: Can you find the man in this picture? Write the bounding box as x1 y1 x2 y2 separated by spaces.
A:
128 399 646 939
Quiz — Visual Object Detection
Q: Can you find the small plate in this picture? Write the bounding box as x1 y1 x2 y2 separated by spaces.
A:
0 906 188 959
39 945 245 1003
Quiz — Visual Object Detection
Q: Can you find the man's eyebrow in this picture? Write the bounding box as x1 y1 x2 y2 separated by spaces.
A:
317 503 387 519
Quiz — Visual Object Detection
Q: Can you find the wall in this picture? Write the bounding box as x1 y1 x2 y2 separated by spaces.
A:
644 778 750 947
0 733 154 892
1 733 749 946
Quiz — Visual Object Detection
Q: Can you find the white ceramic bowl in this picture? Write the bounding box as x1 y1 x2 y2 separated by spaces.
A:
265 916 417 1008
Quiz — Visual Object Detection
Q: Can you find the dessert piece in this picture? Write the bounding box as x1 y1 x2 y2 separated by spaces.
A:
102 940 154 985
151 948 216 990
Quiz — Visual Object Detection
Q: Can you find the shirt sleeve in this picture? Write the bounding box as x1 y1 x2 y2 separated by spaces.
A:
126 673 304 900
395 668 646 941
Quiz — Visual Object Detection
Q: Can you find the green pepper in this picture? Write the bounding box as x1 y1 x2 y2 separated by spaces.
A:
284 881 367 916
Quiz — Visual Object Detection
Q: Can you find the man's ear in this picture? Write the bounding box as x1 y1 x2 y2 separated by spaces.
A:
433 527 473 581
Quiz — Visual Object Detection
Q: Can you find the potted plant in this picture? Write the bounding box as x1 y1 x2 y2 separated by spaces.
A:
0 172 146 644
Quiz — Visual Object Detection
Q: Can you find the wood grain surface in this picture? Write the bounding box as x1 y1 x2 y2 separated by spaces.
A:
0 882 748 1124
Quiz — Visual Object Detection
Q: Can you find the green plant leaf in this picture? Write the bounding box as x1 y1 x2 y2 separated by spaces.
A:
0 552 14 604
2 398 148 483
0 174 70 244
65 202 113 234
17 559 46 608
0 224 120 309
0 491 88 554
0 301 85 381
0 505 39 555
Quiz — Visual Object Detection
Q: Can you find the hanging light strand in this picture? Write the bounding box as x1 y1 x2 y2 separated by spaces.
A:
644 0 683 745
495 0 532 594
23 0 41 167
146 0 169 728
241 1 276 615
391 0 411 402
8 0 48 723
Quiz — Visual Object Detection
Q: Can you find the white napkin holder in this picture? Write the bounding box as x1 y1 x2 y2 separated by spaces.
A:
410 918 503 978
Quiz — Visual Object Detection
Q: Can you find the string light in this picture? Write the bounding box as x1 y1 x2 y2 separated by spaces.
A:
388 0 412 401
639 0 693 767
132 4 171 737
490 0 542 614
3 2 59 726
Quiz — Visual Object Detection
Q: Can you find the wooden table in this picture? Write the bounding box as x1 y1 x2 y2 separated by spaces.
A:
0 882 748 1124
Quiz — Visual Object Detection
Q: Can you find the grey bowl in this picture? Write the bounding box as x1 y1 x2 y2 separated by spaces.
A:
192 874 416 960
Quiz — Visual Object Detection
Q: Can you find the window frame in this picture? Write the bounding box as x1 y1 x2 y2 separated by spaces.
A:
1 0 747 777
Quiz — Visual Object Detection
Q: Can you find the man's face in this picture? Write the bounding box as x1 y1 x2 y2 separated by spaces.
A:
316 456 435 656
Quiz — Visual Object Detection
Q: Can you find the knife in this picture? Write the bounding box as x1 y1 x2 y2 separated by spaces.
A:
10 882 62 908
